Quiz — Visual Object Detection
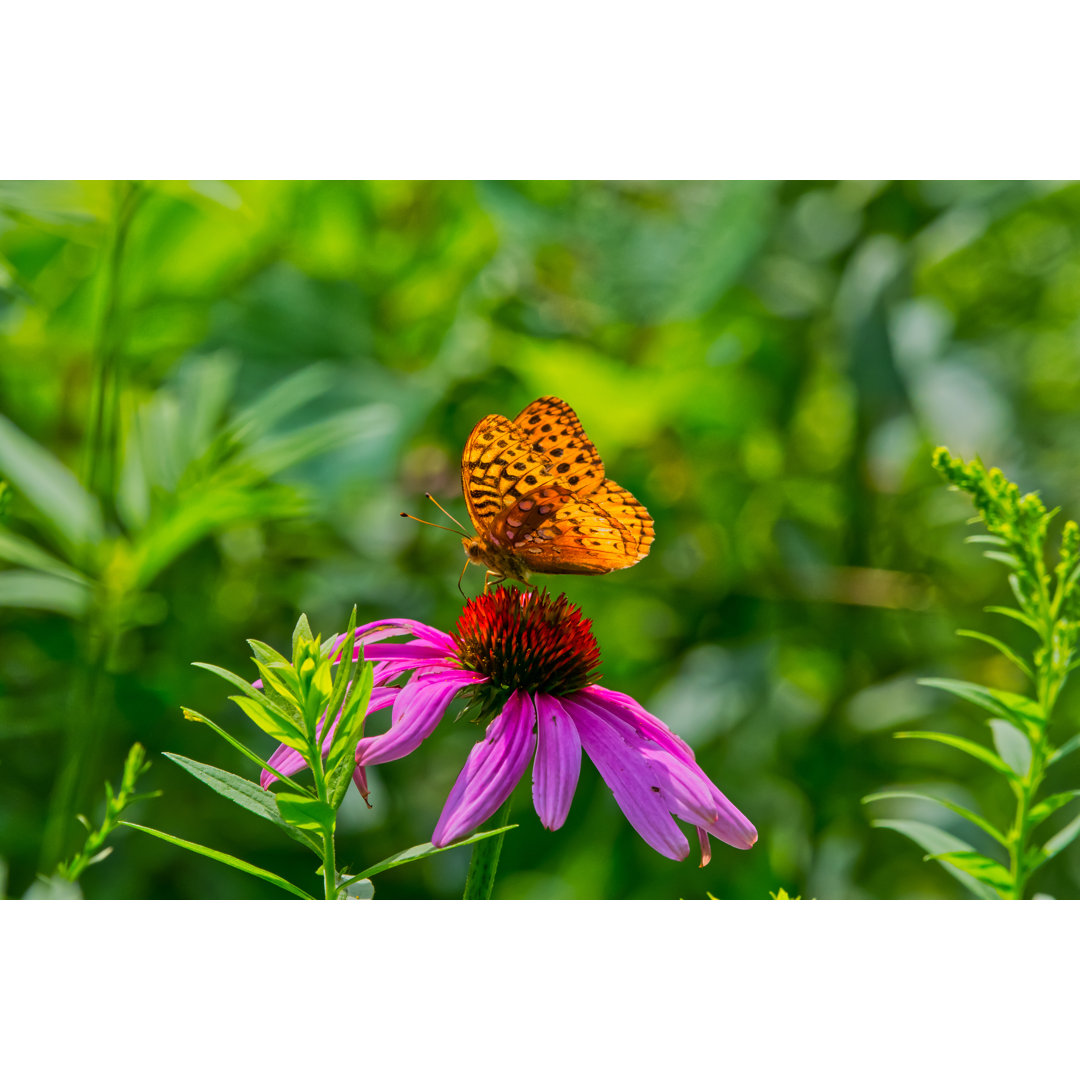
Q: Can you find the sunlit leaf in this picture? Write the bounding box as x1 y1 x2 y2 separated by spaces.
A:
274 791 335 834
989 719 1032 778
1029 790 1080 827
928 851 1011 894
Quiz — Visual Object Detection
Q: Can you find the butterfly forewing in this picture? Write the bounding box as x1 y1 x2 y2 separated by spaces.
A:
462 413 558 531
513 396 605 496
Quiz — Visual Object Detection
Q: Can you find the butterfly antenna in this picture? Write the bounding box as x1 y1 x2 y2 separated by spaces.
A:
457 556 471 598
424 492 470 534
399 512 469 539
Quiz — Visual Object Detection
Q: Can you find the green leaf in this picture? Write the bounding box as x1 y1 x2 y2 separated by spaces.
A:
1029 790 1080 827
342 878 374 900
247 638 290 669
0 528 88 583
956 629 1033 681
326 665 374 807
862 791 1007 848
984 605 1041 633
1047 732 1080 767
339 825 518 886
989 719 1032 778
964 535 1007 546
179 707 310 795
230 695 308 752
870 819 1000 900
0 413 103 556
0 570 90 616
983 550 1021 570
193 661 307 747
292 614 314 666
1039 810 1080 864
23 874 83 900
894 730 1017 779
928 851 1011 893
274 791 335 834
121 822 315 899
918 677 1043 731
163 754 320 853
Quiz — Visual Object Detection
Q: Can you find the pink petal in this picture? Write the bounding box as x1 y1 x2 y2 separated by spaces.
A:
355 670 482 766
697 827 712 868
571 694 717 827
567 700 690 862
432 691 538 847
578 687 757 851
531 692 582 830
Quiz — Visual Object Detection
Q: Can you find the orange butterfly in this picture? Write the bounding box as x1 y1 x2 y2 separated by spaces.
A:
448 397 654 590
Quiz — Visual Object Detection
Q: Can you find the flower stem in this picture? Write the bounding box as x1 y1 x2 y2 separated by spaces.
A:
322 825 337 900
462 798 513 900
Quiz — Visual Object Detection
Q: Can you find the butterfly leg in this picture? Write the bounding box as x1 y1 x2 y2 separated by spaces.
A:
483 571 507 594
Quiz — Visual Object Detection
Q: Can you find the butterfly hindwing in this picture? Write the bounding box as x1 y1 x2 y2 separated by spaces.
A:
491 485 645 575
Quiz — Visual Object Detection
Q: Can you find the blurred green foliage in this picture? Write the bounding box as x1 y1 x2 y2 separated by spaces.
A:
3 179 1080 899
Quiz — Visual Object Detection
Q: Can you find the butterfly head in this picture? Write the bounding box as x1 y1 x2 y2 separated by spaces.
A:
462 533 531 585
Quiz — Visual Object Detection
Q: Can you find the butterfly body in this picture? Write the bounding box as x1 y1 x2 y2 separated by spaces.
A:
460 397 654 588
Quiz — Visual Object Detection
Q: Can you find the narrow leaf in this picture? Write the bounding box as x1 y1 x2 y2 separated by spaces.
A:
1047 732 1080 767
248 638 290 668
163 754 320 853
964 535 1007 546
918 678 1043 727
1029 790 1080 827
0 528 88 583
339 825 518 886
1042 811 1080 861
0 570 90 616
0 414 103 555
984 605 1040 633
121 822 315 899
871 819 999 900
982 550 1021 570
956 629 1033 681
928 851 1011 893
862 791 1007 848
894 730 1017 779
292 614 314 666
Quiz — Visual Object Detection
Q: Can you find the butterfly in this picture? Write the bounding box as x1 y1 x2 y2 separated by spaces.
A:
452 396 654 590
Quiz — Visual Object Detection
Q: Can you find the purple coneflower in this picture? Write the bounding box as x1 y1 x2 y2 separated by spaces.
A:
261 588 756 864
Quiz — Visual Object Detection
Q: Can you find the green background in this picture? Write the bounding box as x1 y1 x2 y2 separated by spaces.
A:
3 179 1080 899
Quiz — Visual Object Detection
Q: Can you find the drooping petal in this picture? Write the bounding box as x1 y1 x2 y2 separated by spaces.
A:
260 686 397 788
577 686 757 851
571 693 717 828
531 692 582 830
567 700 690 862
696 827 712 868
432 691 538 847
348 618 455 653
355 670 483 766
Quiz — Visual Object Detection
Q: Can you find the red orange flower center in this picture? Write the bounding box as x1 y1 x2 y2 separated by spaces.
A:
452 587 601 696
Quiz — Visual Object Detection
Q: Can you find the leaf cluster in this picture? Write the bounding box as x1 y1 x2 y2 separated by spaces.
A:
868 449 1080 899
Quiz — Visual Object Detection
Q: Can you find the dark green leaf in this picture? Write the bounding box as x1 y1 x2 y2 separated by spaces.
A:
122 822 315 899
163 754 320 853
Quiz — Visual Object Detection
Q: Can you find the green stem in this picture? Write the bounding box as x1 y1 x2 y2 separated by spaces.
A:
463 798 513 900
322 825 337 900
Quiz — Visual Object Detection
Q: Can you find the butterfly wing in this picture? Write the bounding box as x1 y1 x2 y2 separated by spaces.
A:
461 412 558 533
490 483 650 575
513 396 605 496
